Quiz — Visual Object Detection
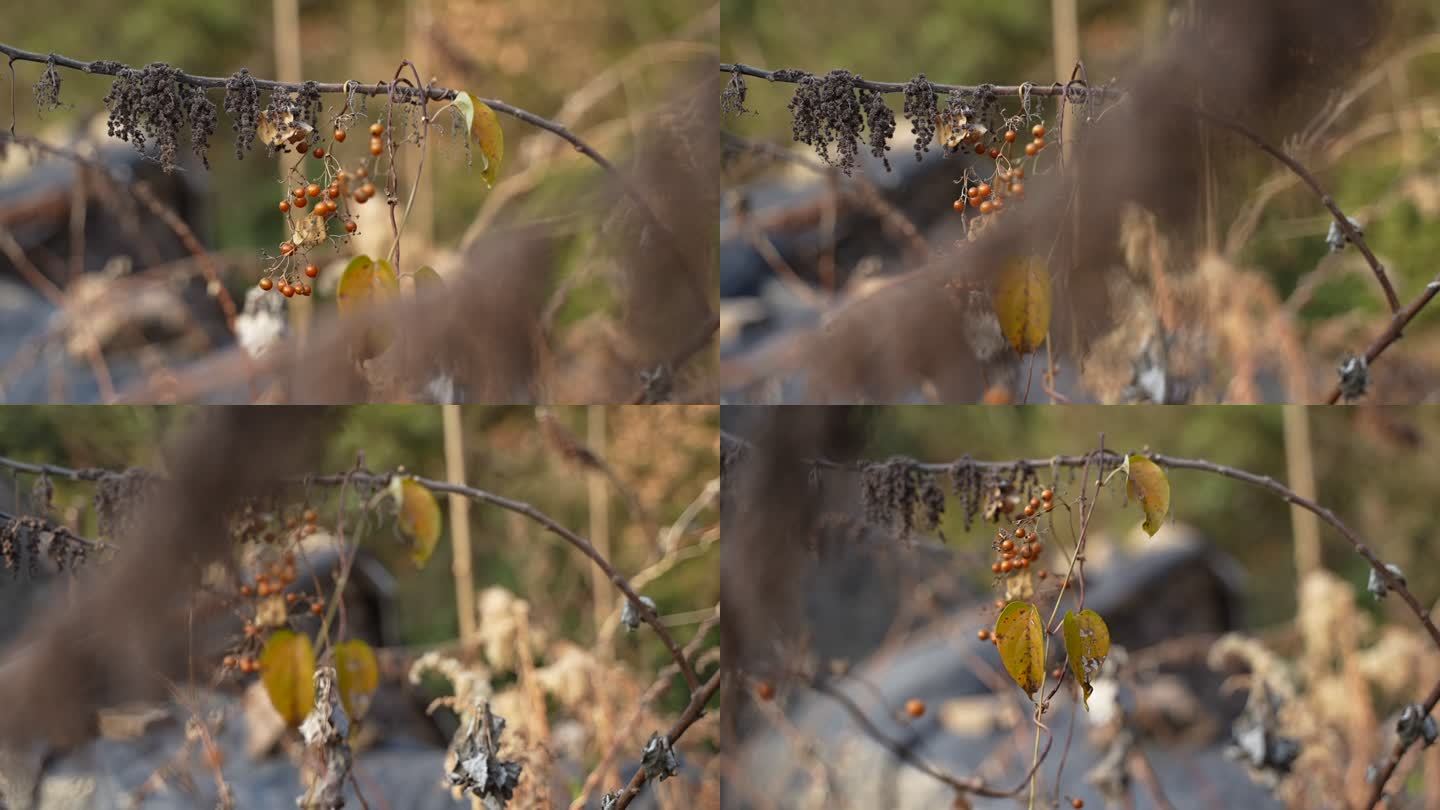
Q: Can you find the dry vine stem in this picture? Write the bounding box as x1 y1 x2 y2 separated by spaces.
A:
720 431 1440 806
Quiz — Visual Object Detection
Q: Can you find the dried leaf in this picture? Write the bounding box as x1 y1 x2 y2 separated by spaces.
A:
334 639 379 721
390 476 441 567
291 213 327 247
1124 455 1170 536
994 601 1044 698
1062 609 1111 709
993 257 1051 354
260 629 316 726
454 91 505 188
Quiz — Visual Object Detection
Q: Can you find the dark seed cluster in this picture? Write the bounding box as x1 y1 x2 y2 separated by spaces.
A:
224 69 260 160
1 515 88 577
902 75 937 160
93 468 158 542
721 67 750 117
30 472 53 516
102 63 201 173
787 70 865 175
859 458 944 540
33 56 63 114
298 80 323 131
858 87 895 171
181 84 217 168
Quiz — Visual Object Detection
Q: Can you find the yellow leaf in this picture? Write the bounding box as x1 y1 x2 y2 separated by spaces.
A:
994 601 1044 698
390 476 442 567
260 630 316 726
1061 609 1111 709
454 91 505 188
334 639 380 721
993 257 1051 354
336 255 399 359
1124 455 1170 536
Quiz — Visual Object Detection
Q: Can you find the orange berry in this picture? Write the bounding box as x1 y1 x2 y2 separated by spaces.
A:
305 264 319 279
1072 800 1084 809
1025 143 1038 157
279 200 291 213
313 147 325 159
978 629 991 641
1016 557 1029 569
974 142 986 155
992 197 1005 210
1013 167 1025 179
280 241 296 256
987 147 1000 159
286 592 299 605
1015 527 1026 540
333 129 346 143
756 681 776 701
1041 489 1053 501
369 122 384 137
370 139 383 156
977 183 992 199
355 167 368 179
361 182 376 198
991 561 1003 573
281 285 295 299
1000 559 1013 573
1004 130 1017 143
344 220 358 233
326 187 340 200
1033 124 1047 138
953 199 964 211
1037 569 1049 579
905 698 926 718
223 655 237 669
978 200 994 215
294 195 307 208
1010 182 1024 196
1024 505 1035 517
1032 137 1046 152
1030 497 1041 509
292 186 306 199
306 183 321 198
310 600 325 616
257 278 273 292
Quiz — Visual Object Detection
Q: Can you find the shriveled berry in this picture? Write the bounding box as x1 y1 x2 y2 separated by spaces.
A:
280 241 296 256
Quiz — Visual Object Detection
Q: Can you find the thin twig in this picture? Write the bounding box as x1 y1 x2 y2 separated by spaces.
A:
1322 275 1440 404
721 63 1108 100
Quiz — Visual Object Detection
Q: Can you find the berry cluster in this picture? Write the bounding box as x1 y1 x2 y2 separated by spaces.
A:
949 122 1047 223
221 505 328 676
256 122 387 299
987 488 1053 578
